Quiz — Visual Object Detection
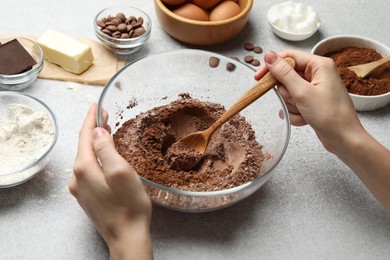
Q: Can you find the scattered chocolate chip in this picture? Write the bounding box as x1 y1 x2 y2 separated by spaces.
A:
244 42 254 51
209 56 220 68
251 59 261 66
244 55 254 63
253 46 263 54
226 62 236 71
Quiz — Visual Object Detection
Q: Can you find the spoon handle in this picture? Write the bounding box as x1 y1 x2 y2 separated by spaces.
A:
208 57 296 134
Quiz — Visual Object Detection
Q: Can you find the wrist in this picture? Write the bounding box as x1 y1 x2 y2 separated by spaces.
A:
331 126 368 161
107 221 153 260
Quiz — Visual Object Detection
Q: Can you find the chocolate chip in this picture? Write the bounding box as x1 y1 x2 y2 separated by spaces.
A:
111 18 121 26
117 23 127 33
251 59 261 66
244 42 254 51
116 12 126 23
226 62 236 71
96 20 106 28
244 55 254 63
209 56 220 68
106 25 117 32
253 46 263 54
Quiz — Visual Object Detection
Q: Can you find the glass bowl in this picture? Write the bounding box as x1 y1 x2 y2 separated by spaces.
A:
94 6 152 56
0 37 44 91
97 49 290 212
312 35 390 111
0 91 58 188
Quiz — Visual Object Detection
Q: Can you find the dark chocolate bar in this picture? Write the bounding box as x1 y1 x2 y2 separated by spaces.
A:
0 39 37 75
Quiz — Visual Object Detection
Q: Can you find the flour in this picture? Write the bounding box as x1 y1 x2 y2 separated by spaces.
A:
0 103 55 174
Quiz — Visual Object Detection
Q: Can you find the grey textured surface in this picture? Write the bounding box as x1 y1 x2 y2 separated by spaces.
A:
1 1 389 259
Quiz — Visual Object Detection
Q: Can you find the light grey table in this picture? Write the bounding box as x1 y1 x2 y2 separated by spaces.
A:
1 1 389 259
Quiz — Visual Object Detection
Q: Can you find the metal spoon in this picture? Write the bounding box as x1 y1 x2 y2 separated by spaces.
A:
176 57 296 156
348 55 390 78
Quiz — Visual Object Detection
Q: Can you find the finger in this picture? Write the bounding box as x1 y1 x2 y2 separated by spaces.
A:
92 127 140 188
254 62 269 81
68 175 78 197
276 85 292 102
264 51 311 100
285 102 300 115
76 104 98 160
101 109 112 133
277 50 323 73
289 112 307 126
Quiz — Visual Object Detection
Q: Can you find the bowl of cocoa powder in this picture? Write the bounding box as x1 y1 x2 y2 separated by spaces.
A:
312 35 390 111
97 49 291 212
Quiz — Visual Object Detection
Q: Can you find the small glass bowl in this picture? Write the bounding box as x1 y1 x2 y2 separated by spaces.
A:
0 92 58 188
94 6 152 56
0 37 44 91
97 49 291 212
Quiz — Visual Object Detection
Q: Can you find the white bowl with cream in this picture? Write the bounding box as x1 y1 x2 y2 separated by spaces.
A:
267 1 320 41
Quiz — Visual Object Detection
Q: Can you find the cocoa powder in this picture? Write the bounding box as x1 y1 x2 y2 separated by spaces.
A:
113 95 267 192
325 47 390 95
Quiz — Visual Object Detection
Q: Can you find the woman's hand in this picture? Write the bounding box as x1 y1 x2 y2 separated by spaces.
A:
69 104 153 260
255 50 390 213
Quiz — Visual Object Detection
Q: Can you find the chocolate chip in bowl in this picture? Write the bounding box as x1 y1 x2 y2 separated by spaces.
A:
94 6 152 56
312 35 390 111
97 49 291 212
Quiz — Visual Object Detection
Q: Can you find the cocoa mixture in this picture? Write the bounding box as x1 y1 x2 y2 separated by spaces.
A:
113 94 267 192
325 47 390 95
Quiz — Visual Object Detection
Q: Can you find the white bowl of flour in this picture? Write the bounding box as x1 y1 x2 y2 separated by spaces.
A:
0 91 58 187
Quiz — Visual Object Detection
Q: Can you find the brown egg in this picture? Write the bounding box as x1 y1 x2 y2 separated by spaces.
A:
173 3 209 21
210 1 241 21
192 0 222 9
162 0 188 6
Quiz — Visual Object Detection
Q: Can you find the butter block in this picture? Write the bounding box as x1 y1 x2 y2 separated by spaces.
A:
37 29 94 74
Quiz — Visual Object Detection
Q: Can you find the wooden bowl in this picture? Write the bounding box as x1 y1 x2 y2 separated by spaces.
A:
154 0 253 46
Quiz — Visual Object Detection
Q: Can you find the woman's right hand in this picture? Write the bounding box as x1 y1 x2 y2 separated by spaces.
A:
255 50 362 154
255 50 390 213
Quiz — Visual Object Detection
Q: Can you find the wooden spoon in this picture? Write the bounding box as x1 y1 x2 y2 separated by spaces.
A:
177 57 296 155
348 55 390 78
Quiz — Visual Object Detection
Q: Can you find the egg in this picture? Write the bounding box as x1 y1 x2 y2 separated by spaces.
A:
173 3 209 21
162 0 188 6
192 0 222 9
210 1 241 21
